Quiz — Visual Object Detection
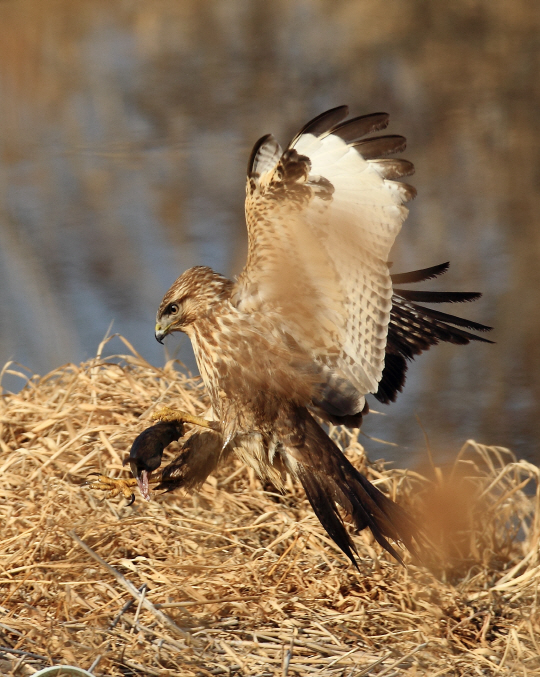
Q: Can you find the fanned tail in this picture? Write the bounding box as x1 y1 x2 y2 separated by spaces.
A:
375 264 493 404
289 411 420 567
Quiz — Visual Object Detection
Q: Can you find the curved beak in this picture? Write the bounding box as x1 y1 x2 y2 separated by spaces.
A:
155 322 169 344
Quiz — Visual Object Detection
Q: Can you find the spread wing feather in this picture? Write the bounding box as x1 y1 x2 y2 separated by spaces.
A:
373 265 494 404
389 262 450 284
234 107 415 413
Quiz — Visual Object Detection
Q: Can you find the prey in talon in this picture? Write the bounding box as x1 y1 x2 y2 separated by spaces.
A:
88 413 219 505
86 422 182 504
125 421 185 501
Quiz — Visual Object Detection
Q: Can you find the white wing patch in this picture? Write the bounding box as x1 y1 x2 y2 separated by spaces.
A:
295 133 406 260
235 108 415 408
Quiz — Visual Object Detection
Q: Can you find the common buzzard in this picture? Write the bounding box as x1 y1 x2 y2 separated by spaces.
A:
92 107 491 566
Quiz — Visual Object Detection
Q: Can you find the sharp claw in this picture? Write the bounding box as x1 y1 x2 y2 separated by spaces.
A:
85 473 138 501
127 493 136 506
84 473 104 487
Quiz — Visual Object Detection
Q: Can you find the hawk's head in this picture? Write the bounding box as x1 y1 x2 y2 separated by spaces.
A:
155 266 233 343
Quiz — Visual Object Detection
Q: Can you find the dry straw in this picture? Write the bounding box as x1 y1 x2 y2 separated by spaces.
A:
0 336 538 676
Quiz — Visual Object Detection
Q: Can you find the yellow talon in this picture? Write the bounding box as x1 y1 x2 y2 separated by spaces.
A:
151 406 220 431
86 474 139 502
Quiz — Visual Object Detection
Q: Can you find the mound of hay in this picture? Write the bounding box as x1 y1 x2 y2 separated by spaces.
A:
0 336 538 676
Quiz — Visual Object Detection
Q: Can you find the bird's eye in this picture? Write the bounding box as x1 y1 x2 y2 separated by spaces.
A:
169 304 179 315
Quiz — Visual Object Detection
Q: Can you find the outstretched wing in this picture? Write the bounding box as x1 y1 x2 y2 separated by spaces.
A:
232 106 416 414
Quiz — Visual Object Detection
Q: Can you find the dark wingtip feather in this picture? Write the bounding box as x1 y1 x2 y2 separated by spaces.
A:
395 181 417 202
412 304 493 334
391 262 450 285
371 158 415 180
290 105 349 145
353 135 407 160
326 112 390 144
395 290 482 304
375 281 493 404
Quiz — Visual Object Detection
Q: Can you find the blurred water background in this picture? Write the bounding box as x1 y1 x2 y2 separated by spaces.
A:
1 0 539 465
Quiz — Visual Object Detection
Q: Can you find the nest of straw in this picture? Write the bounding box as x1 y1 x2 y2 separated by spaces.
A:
0 336 538 677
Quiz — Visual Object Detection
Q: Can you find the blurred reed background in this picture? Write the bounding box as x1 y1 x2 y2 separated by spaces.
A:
0 0 538 464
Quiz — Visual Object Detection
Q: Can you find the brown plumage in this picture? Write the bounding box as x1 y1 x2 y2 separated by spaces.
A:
142 106 492 567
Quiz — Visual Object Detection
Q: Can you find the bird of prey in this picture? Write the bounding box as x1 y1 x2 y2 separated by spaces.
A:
92 106 491 566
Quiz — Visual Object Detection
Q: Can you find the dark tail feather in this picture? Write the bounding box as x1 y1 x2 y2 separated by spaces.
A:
297 464 361 567
291 412 420 567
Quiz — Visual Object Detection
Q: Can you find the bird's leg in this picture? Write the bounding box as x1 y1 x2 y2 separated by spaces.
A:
86 472 162 506
151 406 220 431
86 411 219 505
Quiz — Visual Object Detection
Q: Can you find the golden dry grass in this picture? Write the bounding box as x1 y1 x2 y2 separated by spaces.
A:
0 336 539 676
